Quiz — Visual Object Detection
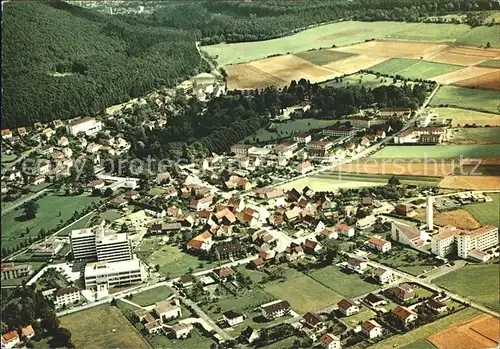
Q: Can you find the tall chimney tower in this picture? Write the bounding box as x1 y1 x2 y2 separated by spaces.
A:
426 195 433 230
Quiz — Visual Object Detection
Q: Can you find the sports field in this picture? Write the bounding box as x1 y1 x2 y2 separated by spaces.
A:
371 144 500 159
430 85 500 113
369 308 481 349
451 127 500 144
203 21 495 66
432 107 500 127
60 305 150 349
264 273 343 314
368 58 463 79
479 59 500 68
434 264 500 312
309 266 377 298
295 49 356 65
246 118 339 143
464 192 500 227
1 192 101 250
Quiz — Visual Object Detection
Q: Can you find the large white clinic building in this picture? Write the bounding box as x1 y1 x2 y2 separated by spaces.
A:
70 228 98 260
84 259 146 290
68 117 102 136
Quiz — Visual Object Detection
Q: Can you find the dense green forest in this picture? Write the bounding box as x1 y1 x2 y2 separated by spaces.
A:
2 1 206 128
3 0 496 127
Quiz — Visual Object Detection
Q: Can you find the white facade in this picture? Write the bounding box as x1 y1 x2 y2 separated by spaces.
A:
69 117 103 136
457 227 498 259
54 287 81 308
96 233 133 263
356 215 377 230
426 196 433 230
84 259 146 290
70 228 98 260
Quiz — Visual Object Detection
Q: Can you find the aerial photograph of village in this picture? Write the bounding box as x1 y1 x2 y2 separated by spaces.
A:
1 1 499 348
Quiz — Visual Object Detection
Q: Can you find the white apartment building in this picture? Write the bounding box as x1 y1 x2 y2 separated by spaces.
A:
432 225 498 260
54 286 81 308
70 228 98 260
1 263 31 280
84 259 146 290
68 117 102 136
96 233 133 263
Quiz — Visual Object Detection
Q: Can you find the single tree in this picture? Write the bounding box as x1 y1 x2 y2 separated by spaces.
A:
22 201 39 219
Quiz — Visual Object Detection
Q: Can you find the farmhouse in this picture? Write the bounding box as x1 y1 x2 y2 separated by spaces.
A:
319 333 341 349
186 231 213 252
261 300 291 319
372 267 393 285
362 319 383 339
337 299 359 317
392 306 418 326
367 237 392 253
223 310 244 327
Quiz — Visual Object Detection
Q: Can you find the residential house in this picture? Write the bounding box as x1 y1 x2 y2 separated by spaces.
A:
249 257 266 270
1 129 12 140
123 189 140 200
154 299 182 321
346 257 368 273
319 227 338 240
1 331 20 349
392 306 418 326
356 215 377 230
54 286 81 308
364 293 387 307
21 325 35 340
319 333 341 349
167 206 182 217
231 144 254 157
260 300 291 319
214 241 242 260
241 326 260 344
285 243 305 261
227 196 245 212
302 312 325 332
361 320 383 339
170 323 193 339
186 231 213 252
223 310 244 327
285 206 303 222
372 268 393 285
58 136 69 147
53 119 63 129
145 321 163 334
335 223 354 237
394 203 415 217
17 127 27 137
212 267 235 282
302 239 323 255
252 230 276 252
148 222 181 236
189 195 214 211
367 237 392 253
426 298 447 313
109 196 128 209
388 284 415 303
337 299 359 317
179 275 195 288
144 205 166 218
297 161 313 174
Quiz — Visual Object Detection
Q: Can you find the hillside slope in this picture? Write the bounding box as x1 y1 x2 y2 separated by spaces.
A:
1 1 205 127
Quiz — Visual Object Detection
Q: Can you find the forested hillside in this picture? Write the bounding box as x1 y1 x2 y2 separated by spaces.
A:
1 1 206 128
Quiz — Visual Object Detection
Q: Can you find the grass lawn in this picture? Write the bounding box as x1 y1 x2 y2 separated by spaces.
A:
202 21 484 66
141 239 226 278
309 266 378 298
321 73 412 89
277 175 385 192
430 86 500 114
370 249 439 276
344 307 376 327
237 266 268 284
246 118 339 143
1 192 101 250
368 58 463 79
451 127 500 144
401 339 438 349
1 153 17 163
210 287 276 314
478 59 500 68
329 173 442 186
265 273 343 314
148 328 216 349
464 192 500 227
57 211 96 237
295 49 356 65
370 144 500 159
131 285 173 306
230 312 292 337
432 107 500 127
98 208 124 222
60 304 151 349
368 308 481 349
434 264 500 311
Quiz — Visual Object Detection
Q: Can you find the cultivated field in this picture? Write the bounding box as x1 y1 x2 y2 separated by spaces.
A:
435 264 500 312
367 58 463 79
295 49 356 65
60 305 150 349
264 273 343 314
450 127 500 145
432 107 500 127
430 86 500 113
416 209 481 230
277 175 384 192
428 45 500 66
439 175 500 191
464 192 500 227
427 314 500 349
333 159 455 177
479 59 500 68
225 64 286 89
321 73 410 88
334 40 448 60
454 69 500 90
371 144 500 159
432 66 497 85
369 308 481 349
309 266 378 298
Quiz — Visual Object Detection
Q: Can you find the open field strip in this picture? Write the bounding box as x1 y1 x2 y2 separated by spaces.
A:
323 55 388 75
415 208 481 230
432 107 500 127
276 175 385 192
367 58 463 79
450 127 500 144
309 266 378 298
295 49 356 65
367 308 481 349
370 144 500 159
478 59 500 68
432 66 497 85
225 64 287 90
321 73 411 88
434 264 500 312
333 159 455 177
427 314 500 349
60 305 151 349
454 69 500 91
463 192 500 227
427 45 500 66
439 176 500 191
430 85 500 113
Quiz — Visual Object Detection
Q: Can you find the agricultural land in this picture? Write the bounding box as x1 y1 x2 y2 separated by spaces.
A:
429 85 500 113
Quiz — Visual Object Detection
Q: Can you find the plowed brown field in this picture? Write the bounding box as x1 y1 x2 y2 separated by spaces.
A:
333 160 455 177
433 66 495 85
439 175 500 190
454 69 500 91
427 45 500 66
